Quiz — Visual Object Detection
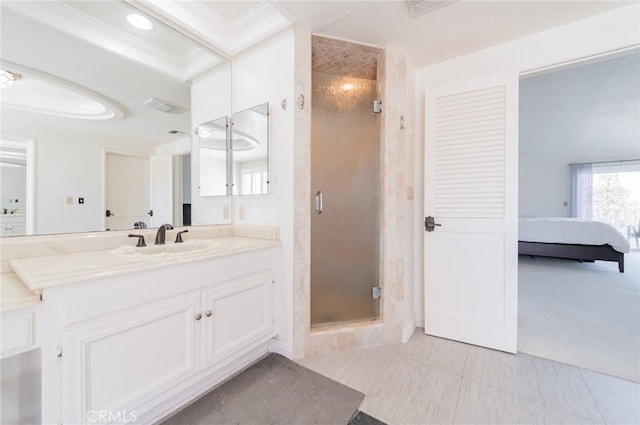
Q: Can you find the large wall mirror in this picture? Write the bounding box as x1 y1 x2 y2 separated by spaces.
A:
0 1 232 237
232 103 270 196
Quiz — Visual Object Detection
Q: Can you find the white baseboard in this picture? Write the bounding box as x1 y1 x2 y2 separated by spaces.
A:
268 338 293 359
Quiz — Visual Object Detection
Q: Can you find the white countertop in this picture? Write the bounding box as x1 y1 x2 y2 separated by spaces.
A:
10 236 281 291
1 272 40 312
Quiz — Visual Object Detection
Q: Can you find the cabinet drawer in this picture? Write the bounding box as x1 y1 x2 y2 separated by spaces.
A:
1 308 37 358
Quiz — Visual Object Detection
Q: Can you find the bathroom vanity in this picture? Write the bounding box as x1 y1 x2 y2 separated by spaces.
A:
3 229 281 424
0 213 26 237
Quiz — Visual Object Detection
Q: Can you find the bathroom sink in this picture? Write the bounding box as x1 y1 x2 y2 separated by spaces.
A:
111 240 219 260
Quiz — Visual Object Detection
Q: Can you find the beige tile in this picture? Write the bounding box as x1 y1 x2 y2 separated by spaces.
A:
456 379 603 425
359 356 462 425
296 344 399 393
398 329 468 375
464 346 601 421
580 369 640 425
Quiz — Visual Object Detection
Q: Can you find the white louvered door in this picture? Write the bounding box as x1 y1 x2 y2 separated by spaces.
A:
424 72 518 353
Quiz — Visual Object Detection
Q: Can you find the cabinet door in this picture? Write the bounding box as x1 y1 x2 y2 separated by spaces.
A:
202 271 273 369
62 292 201 424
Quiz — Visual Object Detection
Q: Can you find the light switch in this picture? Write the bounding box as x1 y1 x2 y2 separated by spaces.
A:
78 197 85 204
66 197 73 205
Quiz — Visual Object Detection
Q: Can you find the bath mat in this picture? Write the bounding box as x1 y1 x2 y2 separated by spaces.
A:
348 410 387 425
161 353 368 425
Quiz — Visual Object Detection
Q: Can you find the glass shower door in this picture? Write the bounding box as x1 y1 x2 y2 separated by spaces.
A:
310 71 380 327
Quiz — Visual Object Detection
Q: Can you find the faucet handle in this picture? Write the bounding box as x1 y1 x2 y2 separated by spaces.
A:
128 234 147 247
175 230 189 243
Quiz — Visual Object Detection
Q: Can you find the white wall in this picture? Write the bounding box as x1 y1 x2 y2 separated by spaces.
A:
232 28 296 353
413 4 640 326
519 160 570 217
519 52 640 218
12 128 153 235
190 63 233 225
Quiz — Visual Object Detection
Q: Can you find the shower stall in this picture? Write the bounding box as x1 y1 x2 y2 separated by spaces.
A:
310 37 382 327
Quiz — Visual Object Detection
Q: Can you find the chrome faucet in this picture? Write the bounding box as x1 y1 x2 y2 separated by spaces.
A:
154 224 174 245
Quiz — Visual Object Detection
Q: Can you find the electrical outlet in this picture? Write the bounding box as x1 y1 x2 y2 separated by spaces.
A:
407 186 414 201
239 205 246 220
66 197 73 205
223 205 229 220
78 197 84 204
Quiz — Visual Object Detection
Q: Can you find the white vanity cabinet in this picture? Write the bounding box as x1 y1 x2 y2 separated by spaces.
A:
0 215 26 237
62 292 202 425
37 244 280 425
1 305 39 359
201 271 273 370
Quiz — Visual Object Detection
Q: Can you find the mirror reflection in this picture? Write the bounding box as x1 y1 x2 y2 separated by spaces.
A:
197 116 230 197
0 139 32 236
0 1 232 237
232 103 270 196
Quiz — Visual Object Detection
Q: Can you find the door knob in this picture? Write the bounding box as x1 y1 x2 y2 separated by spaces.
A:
205 310 212 317
425 216 442 232
194 313 202 321
106 209 115 217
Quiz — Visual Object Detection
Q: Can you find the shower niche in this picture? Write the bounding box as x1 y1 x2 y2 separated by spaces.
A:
310 36 383 327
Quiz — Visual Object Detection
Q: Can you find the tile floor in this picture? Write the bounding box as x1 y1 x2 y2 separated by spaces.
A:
297 329 640 425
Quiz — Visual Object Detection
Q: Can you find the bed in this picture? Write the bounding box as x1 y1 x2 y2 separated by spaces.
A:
518 218 631 273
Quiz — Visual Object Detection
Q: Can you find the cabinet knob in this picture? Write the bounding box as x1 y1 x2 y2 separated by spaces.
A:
194 313 202 321
205 310 212 317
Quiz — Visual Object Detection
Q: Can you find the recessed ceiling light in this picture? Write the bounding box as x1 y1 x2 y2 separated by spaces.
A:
127 14 153 31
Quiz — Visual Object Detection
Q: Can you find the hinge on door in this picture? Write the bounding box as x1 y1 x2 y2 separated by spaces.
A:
56 346 62 362
373 100 383 114
372 286 382 299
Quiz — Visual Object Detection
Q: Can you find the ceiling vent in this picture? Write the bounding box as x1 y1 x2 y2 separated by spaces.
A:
142 97 188 114
405 0 457 17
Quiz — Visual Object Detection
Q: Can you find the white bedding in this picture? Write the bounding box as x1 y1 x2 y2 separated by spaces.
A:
518 217 630 253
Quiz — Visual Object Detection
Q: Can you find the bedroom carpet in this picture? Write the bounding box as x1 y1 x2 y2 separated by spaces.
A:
160 353 374 425
518 250 640 382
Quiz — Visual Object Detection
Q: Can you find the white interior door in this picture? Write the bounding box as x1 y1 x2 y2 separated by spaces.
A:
105 153 150 231
424 72 518 353
150 155 173 227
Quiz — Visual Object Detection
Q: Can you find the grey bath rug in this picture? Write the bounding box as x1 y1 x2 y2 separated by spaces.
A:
347 411 387 425
160 353 369 425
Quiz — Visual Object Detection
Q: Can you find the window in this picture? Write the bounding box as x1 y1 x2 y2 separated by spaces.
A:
571 160 640 238
239 169 268 195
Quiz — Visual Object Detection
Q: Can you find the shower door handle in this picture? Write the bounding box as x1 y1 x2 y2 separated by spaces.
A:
315 190 323 214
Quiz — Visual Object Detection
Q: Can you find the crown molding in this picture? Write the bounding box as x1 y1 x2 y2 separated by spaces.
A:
4 0 221 82
129 1 293 57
